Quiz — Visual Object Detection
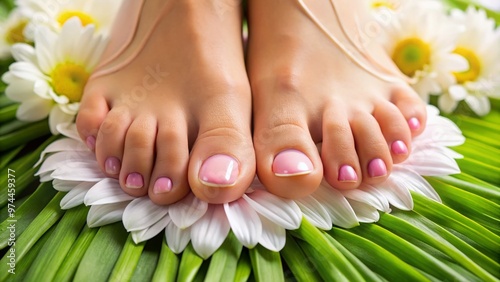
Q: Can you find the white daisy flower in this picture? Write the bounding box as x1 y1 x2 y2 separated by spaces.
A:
380 3 468 101
0 8 30 60
438 7 500 116
16 0 122 40
2 18 107 134
36 106 464 258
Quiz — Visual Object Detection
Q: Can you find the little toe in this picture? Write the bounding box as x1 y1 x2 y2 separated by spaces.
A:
391 86 427 137
373 102 412 164
321 105 362 189
350 111 392 185
76 90 109 151
149 117 191 205
119 115 157 197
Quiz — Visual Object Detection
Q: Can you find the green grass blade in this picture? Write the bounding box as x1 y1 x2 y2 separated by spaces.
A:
0 119 50 152
177 244 204 282
0 182 56 249
281 233 322 282
205 232 242 282
24 205 88 281
73 223 129 282
0 145 23 170
0 192 65 281
152 237 179 282
435 175 500 204
53 226 99 282
234 249 252 282
131 237 161 282
456 158 500 185
249 244 284 282
109 235 145 282
329 227 428 281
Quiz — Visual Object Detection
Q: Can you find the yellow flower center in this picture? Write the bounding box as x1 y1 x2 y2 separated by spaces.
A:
57 11 96 27
453 47 481 84
51 63 90 103
392 38 431 77
371 1 396 10
5 21 28 44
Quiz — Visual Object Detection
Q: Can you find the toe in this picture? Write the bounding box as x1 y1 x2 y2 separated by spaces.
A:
95 107 131 178
321 104 362 189
373 102 411 164
253 108 323 199
119 115 157 197
391 86 427 137
76 90 109 151
149 115 191 205
350 111 392 185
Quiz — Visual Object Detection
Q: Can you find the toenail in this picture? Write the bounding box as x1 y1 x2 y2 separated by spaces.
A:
273 149 313 177
153 177 173 194
368 159 387 178
338 165 358 182
86 136 96 151
105 157 121 175
408 117 421 131
199 154 239 187
126 173 144 189
391 140 408 155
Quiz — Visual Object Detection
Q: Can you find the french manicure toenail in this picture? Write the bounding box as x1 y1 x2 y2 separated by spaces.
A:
199 154 239 187
105 157 121 175
273 149 313 177
338 165 358 182
391 140 408 155
86 136 96 151
368 159 387 178
154 177 172 194
408 117 420 131
126 173 144 189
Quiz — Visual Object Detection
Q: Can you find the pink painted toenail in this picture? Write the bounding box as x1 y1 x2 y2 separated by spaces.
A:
154 177 173 194
86 136 96 151
391 140 408 155
273 149 313 177
368 159 387 178
199 154 239 187
105 157 121 175
126 173 144 189
338 165 357 182
408 117 421 131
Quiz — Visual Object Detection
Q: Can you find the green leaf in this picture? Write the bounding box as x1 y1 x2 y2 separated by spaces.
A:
152 237 179 282
53 226 99 282
456 158 500 185
24 205 89 281
281 233 322 282
0 103 18 123
0 119 51 152
234 249 252 282
249 244 284 282
0 145 23 170
177 244 204 282
109 235 145 282
73 223 129 282
435 175 500 204
205 232 243 282
0 93 16 108
131 237 161 282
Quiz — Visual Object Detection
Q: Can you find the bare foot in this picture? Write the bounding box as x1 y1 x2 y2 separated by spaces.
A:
247 0 427 198
76 0 255 204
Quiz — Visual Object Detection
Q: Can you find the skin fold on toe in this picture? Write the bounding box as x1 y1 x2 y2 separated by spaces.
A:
247 0 427 197
76 0 255 205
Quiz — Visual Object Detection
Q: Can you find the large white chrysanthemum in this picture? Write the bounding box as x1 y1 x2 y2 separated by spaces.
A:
2 18 107 134
438 7 500 116
0 8 30 60
380 3 468 101
15 0 122 41
36 105 464 258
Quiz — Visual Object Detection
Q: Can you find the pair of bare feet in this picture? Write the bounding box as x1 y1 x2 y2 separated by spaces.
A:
76 0 426 205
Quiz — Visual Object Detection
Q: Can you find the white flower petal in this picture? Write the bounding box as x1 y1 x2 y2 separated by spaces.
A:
341 184 391 213
191 205 230 259
374 177 414 210
169 193 208 229
131 215 171 243
310 184 359 228
16 98 52 121
35 138 86 167
56 123 81 140
11 43 36 63
123 197 169 232
404 146 461 175
84 178 135 205
258 216 286 252
60 182 94 209
347 200 380 223
438 93 459 114
465 95 490 116
53 179 84 192
51 162 105 181
243 190 302 230
165 221 191 254
391 167 441 202
224 198 262 248
49 106 75 135
5 78 37 101
87 202 129 228
36 151 95 176
295 196 332 230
